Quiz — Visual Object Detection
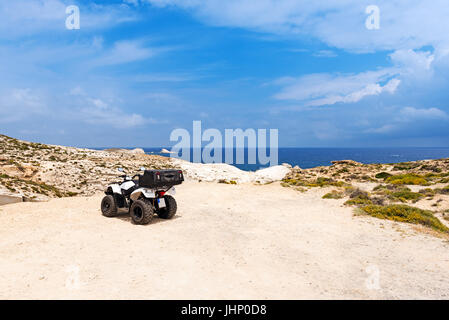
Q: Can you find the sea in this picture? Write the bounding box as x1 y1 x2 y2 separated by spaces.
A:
131 147 449 172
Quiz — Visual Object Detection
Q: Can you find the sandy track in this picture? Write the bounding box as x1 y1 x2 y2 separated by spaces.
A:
0 181 448 299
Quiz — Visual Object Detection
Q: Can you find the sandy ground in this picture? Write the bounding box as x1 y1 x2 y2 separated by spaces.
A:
1 181 449 299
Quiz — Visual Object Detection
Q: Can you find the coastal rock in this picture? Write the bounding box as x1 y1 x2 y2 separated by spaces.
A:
331 160 362 166
171 160 253 183
105 148 145 154
171 159 291 184
254 165 291 184
129 148 145 154
160 148 174 154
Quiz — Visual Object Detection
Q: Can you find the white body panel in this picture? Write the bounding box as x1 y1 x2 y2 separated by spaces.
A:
120 181 135 190
107 184 122 194
106 181 175 201
130 188 156 201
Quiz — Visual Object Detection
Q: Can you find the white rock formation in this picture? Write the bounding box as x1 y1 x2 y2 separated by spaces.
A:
171 159 291 184
129 148 145 154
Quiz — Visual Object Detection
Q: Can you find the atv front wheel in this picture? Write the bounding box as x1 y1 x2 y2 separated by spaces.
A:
101 195 118 217
157 195 177 219
130 200 154 225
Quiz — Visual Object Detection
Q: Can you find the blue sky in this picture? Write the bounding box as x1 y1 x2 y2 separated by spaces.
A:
1 0 449 147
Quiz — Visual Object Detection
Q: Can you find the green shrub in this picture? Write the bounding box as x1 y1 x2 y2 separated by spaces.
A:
345 198 373 206
437 185 449 195
282 176 346 188
386 174 429 186
361 204 449 233
218 179 237 185
393 162 421 171
322 190 344 199
390 190 423 203
420 165 442 173
375 172 392 179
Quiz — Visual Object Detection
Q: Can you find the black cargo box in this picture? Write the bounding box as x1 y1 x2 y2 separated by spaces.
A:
139 169 184 188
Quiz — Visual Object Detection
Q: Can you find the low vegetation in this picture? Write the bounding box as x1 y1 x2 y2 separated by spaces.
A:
375 172 392 179
322 190 344 199
282 176 347 188
372 185 423 203
218 179 237 185
360 205 449 234
385 174 429 186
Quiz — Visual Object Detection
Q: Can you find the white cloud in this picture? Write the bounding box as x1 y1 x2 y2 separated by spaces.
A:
144 0 449 54
400 107 448 120
72 91 152 128
273 69 400 106
364 106 448 135
364 124 396 134
312 50 337 58
0 88 47 123
132 74 197 82
90 40 156 66
80 106 148 128
0 1 138 38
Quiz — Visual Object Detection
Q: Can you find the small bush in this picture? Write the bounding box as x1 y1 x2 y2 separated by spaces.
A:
393 162 421 171
375 172 392 179
436 185 449 195
419 188 436 196
390 190 423 203
282 176 346 188
322 190 344 199
345 198 373 206
348 189 370 200
420 164 442 173
344 188 372 206
218 179 237 185
361 204 449 234
386 174 429 186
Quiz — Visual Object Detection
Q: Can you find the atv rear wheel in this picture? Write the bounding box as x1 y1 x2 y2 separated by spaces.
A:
101 195 118 217
130 199 154 225
157 195 177 219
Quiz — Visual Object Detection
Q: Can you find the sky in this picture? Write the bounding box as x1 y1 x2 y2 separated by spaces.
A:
0 0 449 148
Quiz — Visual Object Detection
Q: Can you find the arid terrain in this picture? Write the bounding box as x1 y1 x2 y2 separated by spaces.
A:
1 135 449 299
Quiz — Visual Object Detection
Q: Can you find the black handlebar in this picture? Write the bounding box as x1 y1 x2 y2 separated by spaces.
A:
118 173 141 180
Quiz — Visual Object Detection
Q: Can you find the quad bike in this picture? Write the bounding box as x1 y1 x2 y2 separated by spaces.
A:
101 167 184 225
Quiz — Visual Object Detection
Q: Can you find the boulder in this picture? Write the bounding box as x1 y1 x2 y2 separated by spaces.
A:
0 194 23 206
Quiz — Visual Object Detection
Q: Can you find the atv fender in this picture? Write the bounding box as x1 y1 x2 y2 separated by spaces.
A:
105 184 121 195
130 188 156 201
166 187 176 195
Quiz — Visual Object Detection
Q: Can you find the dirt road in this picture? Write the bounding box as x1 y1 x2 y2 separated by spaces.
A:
1 181 448 299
